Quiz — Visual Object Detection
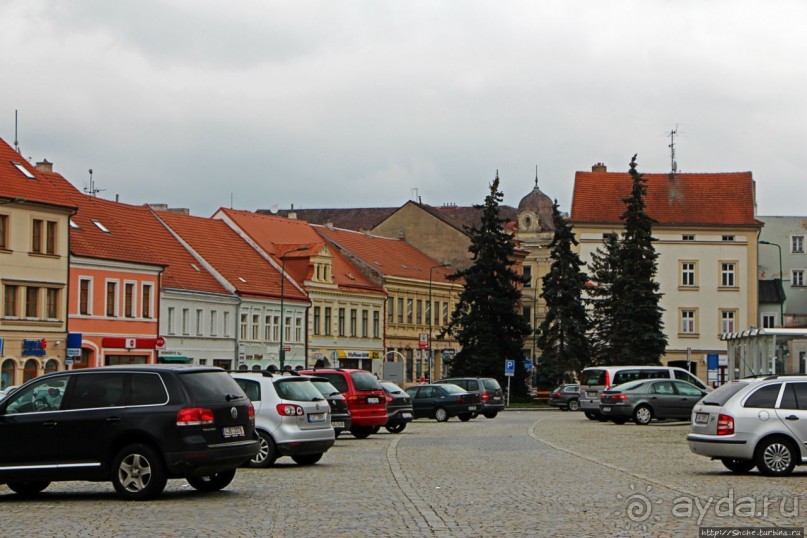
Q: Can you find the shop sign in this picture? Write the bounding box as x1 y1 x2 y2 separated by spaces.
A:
22 339 47 356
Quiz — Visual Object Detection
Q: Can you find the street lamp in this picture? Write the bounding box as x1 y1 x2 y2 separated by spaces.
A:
428 262 451 383
279 246 309 370
760 240 784 327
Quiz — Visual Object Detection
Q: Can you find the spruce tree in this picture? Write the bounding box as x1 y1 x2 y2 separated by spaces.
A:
609 155 667 365
535 201 591 386
586 233 621 365
443 173 532 399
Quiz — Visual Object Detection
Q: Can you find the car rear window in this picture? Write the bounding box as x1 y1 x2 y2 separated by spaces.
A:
311 379 341 397
381 382 403 394
276 379 323 401
440 384 465 394
701 381 748 406
581 369 606 386
351 371 382 391
318 374 348 393
180 371 247 403
482 379 501 390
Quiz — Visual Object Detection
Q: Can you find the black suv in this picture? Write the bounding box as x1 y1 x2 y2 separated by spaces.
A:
435 377 505 418
0 365 258 500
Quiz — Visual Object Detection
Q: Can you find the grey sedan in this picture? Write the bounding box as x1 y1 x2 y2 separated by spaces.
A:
599 379 708 425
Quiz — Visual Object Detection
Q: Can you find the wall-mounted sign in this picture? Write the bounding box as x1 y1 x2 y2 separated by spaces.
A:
22 339 47 356
66 333 82 358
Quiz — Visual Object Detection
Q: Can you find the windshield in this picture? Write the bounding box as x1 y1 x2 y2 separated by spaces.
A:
276 379 324 402
351 371 382 391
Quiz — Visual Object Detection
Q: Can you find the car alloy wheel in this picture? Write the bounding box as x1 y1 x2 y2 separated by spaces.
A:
633 405 653 425
111 443 167 500
568 399 580 412
187 469 236 492
434 407 449 422
756 438 797 476
249 431 278 468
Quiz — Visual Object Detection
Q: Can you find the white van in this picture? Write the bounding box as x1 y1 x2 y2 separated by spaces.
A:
577 365 710 420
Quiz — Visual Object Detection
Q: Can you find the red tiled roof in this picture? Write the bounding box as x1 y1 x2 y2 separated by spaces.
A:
570 171 759 226
314 225 456 284
155 211 307 301
217 208 385 295
0 138 76 210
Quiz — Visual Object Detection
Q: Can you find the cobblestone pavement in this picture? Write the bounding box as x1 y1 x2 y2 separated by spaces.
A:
2 411 806 537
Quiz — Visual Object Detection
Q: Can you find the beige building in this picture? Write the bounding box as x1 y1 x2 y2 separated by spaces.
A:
570 163 761 383
1 149 74 388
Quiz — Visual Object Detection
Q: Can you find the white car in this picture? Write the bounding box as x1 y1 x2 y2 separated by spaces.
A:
231 371 335 467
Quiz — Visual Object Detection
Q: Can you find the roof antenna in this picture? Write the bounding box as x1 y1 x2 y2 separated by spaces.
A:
668 125 679 174
534 165 539 188
14 109 20 154
84 168 105 197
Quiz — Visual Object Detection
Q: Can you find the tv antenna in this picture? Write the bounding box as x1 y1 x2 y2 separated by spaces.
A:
668 125 679 174
14 109 21 154
84 169 105 197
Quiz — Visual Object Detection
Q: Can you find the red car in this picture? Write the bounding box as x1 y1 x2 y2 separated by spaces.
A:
299 368 387 439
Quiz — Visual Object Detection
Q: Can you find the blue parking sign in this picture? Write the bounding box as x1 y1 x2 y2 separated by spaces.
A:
505 359 515 377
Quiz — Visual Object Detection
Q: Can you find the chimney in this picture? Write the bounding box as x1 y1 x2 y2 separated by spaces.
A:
148 203 169 212
591 163 607 173
35 159 53 173
167 208 190 216
288 203 296 220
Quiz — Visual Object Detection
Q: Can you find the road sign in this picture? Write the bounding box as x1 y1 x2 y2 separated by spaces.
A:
442 348 456 356
155 336 166 348
418 333 429 350
504 359 515 377
524 359 533 371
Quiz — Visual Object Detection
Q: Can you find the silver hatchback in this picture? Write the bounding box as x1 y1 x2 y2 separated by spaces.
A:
688 376 807 476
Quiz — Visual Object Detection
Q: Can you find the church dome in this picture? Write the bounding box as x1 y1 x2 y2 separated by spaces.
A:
517 179 555 232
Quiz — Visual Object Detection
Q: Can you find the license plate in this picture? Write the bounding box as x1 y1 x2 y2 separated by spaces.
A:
308 413 327 423
696 412 709 424
602 407 611 413
493 397 501 401
367 397 380 404
222 425 245 438
468 405 477 410
587 392 598 398
401 412 412 419
332 421 345 428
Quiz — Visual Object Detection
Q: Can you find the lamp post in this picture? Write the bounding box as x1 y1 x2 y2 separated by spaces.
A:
428 262 451 383
279 246 309 370
760 240 784 327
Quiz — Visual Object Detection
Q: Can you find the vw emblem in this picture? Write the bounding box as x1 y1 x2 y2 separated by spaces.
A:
230 407 238 419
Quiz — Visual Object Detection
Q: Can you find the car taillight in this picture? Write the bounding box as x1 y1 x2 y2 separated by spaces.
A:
248 403 255 419
604 371 610 388
481 391 490 402
177 407 215 426
385 394 393 403
457 395 466 403
277 403 305 416
717 414 734 435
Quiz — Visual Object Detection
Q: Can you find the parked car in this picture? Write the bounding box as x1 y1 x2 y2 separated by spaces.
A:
0 365 258 500
599 379 707 425
299 368 387 439
435 377 504 418
309 376 352 438
688 376 807 476
579 365 710 420
548 384 580 411
231 371 334 467
405 383 482 422
379 382 414 433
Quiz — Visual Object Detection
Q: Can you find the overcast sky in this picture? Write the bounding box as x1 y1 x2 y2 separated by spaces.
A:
1 1 804 217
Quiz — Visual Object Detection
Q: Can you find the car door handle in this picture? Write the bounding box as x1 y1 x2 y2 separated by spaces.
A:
106 417 121 423
786 415 799 421
41 421 58 428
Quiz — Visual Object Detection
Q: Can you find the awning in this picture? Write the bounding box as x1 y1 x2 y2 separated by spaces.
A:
158 355 191 363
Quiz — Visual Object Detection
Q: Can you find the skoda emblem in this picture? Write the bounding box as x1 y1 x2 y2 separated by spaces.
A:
230 407 238 419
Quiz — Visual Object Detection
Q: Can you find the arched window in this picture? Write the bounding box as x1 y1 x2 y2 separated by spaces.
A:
23 359 38 383
44 359 59 374
1 359 15 389
238 364 248 371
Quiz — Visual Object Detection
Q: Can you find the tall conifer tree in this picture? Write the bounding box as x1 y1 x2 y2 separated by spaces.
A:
587 233 621 365
443 174 531 398
535 201 591 385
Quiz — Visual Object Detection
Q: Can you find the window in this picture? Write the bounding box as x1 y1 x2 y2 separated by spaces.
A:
240 313 248 339
682 234 695 241
722 235 735 242
406 299 413 324
313 307 321 335
373 311 380 338
720 262 736 287
442 302 449 325
79 279 91 315
792 236 805 254
0 214 8 249
338 308 346 337
32 219 42 253
743 384 781 409
46 288 58 319
523 265 532 288
284 315 292 342
25 286 39 318
263 314 272 341
223 311 231 337
416 300 423 325
680 309 696 335
523 306 532 325
295 317 302 342
12 162 35 179
182 308 190 335
763 314 776 329
46 221 56 255
387 297 394 323
680 261 696 287
141 284 152 318
272 315 280 341
793 269 805 287
362 310 369 338
210 310 218 336
106 281 117 317
4 285 18 317
197 310 205 336
397 298 403 324
324 308 331 336
350 308 357 337
720 309 737 334
168 307 176 334
124 283 135 318
252 314 260 340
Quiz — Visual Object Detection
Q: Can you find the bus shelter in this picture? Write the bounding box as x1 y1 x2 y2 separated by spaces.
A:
722 328 807 379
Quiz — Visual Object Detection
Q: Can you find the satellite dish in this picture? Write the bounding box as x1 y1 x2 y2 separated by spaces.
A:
269 204 279 214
